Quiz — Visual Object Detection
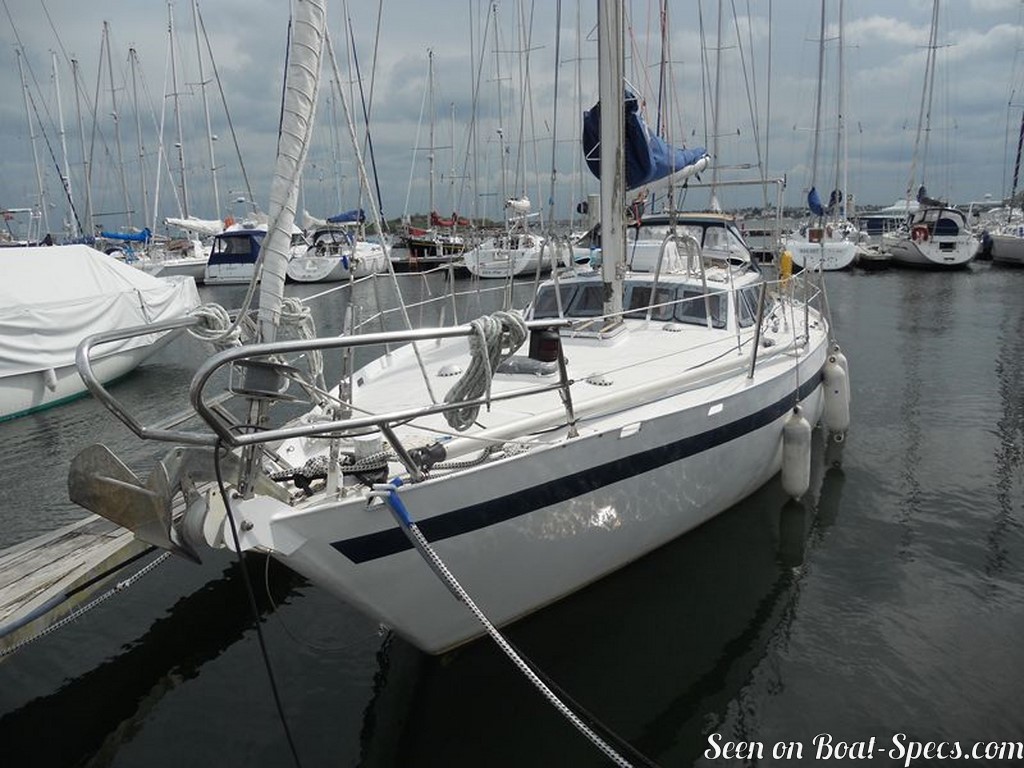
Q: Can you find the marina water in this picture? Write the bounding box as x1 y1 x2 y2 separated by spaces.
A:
1 264 1022 767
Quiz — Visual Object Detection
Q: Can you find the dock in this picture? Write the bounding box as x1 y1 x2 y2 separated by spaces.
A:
0 514 155 657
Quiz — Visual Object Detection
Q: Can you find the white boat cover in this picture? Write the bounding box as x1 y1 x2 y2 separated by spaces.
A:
164 216 225 237
0 244 201 377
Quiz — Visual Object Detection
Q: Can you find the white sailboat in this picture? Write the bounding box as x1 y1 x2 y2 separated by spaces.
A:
287 210 388 283
884 0 975 268
781 0 859 271
68 0 847 657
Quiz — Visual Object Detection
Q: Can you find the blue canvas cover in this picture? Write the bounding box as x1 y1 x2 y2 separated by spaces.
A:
327 209 366 224
99 227 151 242
807 187 825 216
583 89 708 191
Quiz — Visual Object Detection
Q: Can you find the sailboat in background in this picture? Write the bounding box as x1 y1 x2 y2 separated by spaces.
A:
399 50 470 271
986 109 1024 266
883 0 975 268
782 0 859 271
68 0 845 659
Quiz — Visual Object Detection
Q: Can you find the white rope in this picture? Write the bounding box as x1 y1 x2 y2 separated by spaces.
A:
443 311 528 431
372 481 634 768
279 296 324 389
187 303 245 348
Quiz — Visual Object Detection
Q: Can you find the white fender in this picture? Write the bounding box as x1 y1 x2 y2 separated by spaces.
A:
823 356 851 434
782 405 812 500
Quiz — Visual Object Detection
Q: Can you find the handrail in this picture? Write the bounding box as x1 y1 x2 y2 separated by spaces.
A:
75 271 821 460
76 313 573 451
75 314 219 446
188 318 572 448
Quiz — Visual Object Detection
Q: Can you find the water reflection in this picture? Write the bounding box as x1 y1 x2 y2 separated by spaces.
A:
0 553 301 766
357 430 845 767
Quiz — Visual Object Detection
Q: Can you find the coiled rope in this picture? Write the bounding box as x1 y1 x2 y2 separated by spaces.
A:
187 303 247 349
372 479 637 768
443 311 528 431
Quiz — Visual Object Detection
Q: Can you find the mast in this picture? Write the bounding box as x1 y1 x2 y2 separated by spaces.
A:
129 47 151 227
838 0 848 220
906 0 940 203
103 21 133 228
71 57 95 233
17 49 47 239
53 51 78 237
493 2 509 225
598 0 624 320
428 48 436 223
810 0 826 201
1010 109 1024 215
709 0 723 210
168 1 190 217
192 0 220 216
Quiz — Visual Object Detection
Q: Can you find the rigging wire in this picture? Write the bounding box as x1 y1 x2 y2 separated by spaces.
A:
215 440 305 768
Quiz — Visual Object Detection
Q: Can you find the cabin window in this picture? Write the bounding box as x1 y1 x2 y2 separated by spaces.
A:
568 284 606 316
625 284 676 320
676 289 726 328
212 234 261 260
736 286 763 327
532 284 577 318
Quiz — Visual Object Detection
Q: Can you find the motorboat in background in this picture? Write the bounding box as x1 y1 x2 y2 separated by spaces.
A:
203 220 308 284
0 243 200 421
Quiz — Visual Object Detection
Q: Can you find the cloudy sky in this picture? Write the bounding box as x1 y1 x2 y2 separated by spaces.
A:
2 0 1023 237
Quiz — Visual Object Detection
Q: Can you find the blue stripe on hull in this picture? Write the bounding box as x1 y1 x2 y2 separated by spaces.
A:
332 369 824 563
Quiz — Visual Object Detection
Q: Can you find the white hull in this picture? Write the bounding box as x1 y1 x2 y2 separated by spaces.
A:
0 332 177 421
783 238 858 271
990 232 1024 266
203 262 256 284
883 206 976 268
221 292 830 653
138 256 208 284
286 242 388 282
884 234 975 268
1 245 200 421
463 235 557 278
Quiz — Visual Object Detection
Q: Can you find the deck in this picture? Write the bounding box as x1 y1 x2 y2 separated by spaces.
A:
0 514 154 657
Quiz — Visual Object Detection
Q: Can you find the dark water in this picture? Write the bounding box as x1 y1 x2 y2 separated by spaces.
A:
1 265 1023 767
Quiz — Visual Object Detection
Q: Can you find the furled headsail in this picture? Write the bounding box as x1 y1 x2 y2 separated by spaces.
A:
582 88 709 191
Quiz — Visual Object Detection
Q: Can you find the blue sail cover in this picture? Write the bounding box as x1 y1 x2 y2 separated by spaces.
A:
99 227 151 242
807 187 825 216
583 89 708 191
327 208 365 224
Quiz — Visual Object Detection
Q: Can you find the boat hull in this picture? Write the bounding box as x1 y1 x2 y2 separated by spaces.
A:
138 256 208 284
784 239 858 271
990 232 1024 266
463 236 555 278
286 243 388 282
0 331 179 421
885 235 975 268
232 335 827 654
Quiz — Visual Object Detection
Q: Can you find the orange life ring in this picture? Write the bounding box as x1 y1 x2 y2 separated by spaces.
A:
911 225 929 242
